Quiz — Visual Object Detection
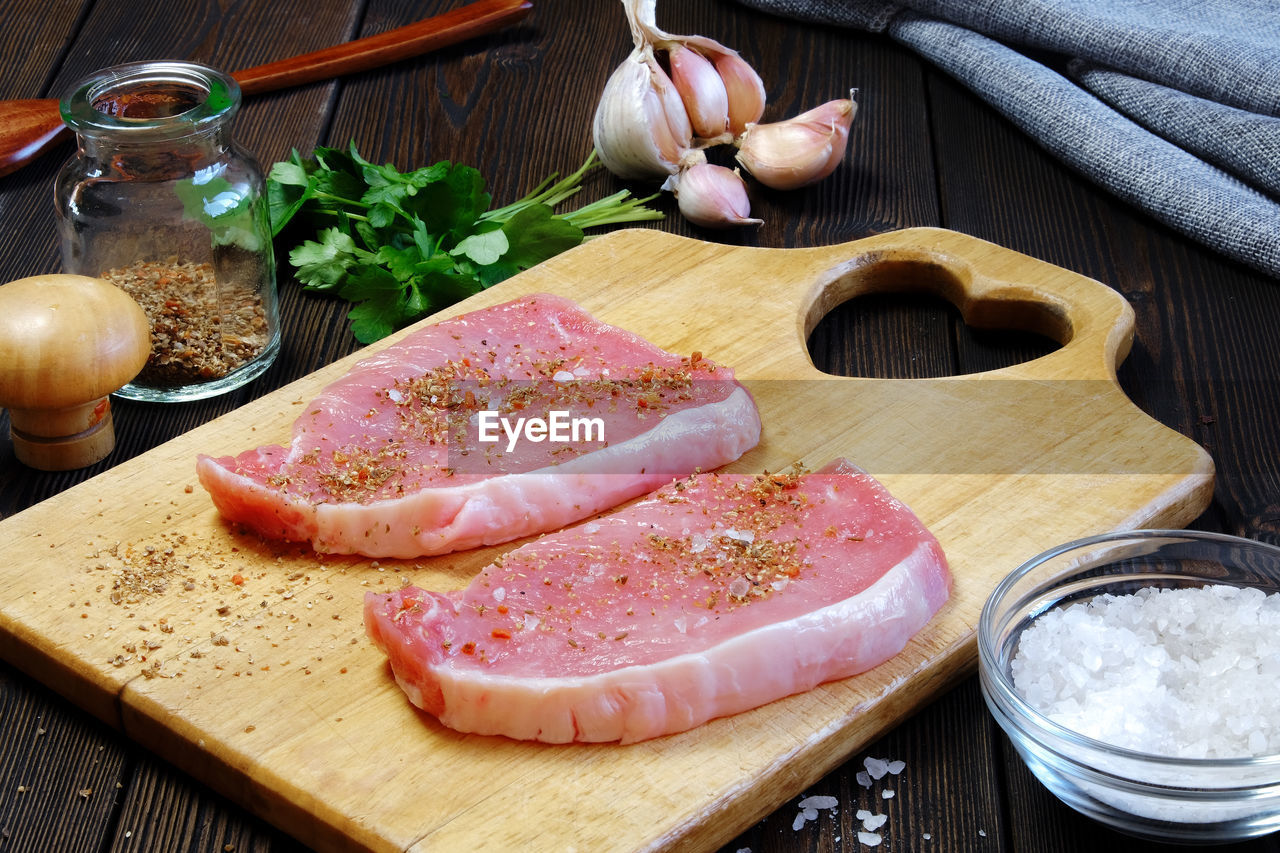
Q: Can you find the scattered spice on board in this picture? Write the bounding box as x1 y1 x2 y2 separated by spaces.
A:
97 257 267 387
79 521 373 685
93 534 194 606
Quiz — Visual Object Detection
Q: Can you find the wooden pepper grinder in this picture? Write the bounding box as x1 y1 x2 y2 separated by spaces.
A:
0 274 150 470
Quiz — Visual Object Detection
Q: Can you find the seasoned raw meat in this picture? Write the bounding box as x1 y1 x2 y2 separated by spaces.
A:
364 460 951 743
197 294 760 558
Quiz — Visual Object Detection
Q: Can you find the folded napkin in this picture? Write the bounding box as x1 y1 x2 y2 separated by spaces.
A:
736 0 1280 279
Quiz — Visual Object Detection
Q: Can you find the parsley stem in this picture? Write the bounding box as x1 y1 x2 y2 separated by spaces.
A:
561 191 665 228
318 209 372 224
313 191 373 210
482 152 664 230
483 152 601 223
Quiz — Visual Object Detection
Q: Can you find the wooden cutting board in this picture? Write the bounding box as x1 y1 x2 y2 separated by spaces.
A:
0 228 1213 852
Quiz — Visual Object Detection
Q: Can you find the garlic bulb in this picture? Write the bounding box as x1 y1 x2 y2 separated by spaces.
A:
593 0 856 227
735 91 858 191
593 0 767 181
661 161 762 229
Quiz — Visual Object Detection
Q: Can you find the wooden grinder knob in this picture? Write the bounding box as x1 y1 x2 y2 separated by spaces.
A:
0 274 150 470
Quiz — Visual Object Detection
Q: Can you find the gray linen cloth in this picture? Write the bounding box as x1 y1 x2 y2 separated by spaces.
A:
736 0 1280 279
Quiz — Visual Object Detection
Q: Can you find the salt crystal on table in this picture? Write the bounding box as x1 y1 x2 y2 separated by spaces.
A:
862 813 888 831
858 831 883 846
855 771 872 787
887 759 906 774
882 789 895 799
864 756 890 779
856 809 873 821
791 812 807 831
799 795 839 810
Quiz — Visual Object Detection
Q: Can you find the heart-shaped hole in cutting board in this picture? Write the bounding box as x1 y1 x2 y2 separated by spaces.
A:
806 256 1062 379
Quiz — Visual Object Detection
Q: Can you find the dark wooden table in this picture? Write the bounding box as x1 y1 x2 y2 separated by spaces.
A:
2 0 1278 851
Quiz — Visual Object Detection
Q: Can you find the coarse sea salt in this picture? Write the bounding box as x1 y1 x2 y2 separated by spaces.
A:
858 755 906 787
1011 584 1280 759
799 795 839 810
792 794 839 831
863 756 890 779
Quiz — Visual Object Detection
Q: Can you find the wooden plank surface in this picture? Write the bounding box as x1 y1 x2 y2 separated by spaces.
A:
0 227 1212 852
2 0 1277 851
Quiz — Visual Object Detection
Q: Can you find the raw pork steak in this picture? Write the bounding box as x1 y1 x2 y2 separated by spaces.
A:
364 460 951 743
197 294 759 558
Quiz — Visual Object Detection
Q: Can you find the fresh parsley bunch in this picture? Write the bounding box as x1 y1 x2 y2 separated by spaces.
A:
267 144 662 343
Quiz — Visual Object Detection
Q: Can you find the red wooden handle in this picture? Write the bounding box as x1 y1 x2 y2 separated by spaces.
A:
0 101 67 177
0 0 532 177
233 0 533 96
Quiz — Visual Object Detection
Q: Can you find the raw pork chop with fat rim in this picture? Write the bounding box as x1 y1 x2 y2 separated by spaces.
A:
364 459 951 743
197 293 760 558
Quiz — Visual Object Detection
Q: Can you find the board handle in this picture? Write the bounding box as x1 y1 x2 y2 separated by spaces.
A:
796 227 1135 380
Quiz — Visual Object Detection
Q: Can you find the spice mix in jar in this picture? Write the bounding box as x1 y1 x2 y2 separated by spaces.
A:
55 60 280 402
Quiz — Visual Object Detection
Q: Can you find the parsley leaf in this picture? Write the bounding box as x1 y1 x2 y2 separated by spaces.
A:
268 144 662 343
497 204 585 269
340 266 412 344
289 227 361 290
451 224 509 266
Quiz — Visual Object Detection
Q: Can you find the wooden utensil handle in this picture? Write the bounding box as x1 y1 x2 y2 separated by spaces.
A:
0 0 531 178
233 0 533 96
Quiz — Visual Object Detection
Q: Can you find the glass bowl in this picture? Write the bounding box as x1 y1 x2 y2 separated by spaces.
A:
978 529 1280 843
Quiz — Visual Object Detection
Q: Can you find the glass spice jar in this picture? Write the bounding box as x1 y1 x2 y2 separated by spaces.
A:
55 60 280 402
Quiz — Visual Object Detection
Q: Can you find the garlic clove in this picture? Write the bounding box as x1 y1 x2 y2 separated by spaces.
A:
734 91 857 191
667 44 730 141
593 52 687 180
712 51 766 135
662 161 762 228
644 87 686 165
650 61 694 153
